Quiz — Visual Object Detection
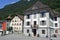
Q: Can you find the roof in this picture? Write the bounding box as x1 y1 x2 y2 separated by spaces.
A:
24 1 60 17
11 13 24 21
6 15 12 20
6 13 24 21
25 1 49 12
15 14 24 21
52 10 60 17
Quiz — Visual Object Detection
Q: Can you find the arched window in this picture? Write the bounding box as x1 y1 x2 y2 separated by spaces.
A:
27 29 29 33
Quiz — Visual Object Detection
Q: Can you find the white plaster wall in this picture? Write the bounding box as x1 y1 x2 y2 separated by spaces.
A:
37 29 47 37
57 17 60 35
24 28 32 36
10 16 23 32
53 17 58 28
24 15 31 27
24 12 50 28
31 14 39 26
39 12 50 27
24 12 50 37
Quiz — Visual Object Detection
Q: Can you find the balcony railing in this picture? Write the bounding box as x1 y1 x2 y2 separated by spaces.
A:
31 25 38 29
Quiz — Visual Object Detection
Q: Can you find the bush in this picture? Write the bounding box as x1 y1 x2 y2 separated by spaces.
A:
7 27 13 32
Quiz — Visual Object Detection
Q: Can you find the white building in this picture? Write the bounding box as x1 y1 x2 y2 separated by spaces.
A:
10 14 24 33
23 1 60 37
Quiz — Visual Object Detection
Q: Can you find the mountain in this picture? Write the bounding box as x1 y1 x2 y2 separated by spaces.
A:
0 0 60 20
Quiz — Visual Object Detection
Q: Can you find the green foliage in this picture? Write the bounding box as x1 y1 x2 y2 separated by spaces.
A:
7 27 13 31
0 0 60 20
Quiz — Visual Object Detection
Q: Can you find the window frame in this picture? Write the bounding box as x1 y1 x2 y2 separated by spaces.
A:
27 15 30 19
54 17 57 21
55 23 57 27
40 11 46 17
26 22 30 26
42 30 45 34
27 29 29 33
40 20 46 25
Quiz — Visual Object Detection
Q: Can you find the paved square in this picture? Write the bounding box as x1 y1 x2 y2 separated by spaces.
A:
0 33 60 40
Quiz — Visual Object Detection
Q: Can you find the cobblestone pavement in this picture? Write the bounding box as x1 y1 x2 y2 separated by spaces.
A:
0 33 59 40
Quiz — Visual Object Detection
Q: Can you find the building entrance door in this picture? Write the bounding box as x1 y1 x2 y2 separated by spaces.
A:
32 29 36 36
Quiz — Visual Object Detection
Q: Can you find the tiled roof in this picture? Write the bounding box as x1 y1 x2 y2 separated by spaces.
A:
15 14 24 21
24 1 60 17
25 1 49 12
6 15 12 20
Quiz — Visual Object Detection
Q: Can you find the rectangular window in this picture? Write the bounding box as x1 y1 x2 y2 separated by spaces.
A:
41 11 46 17
20 23 21 25
27 22 30 26
27 15 30 19
15 20 16 22
40 20 46 25
55 23 57 27
54 17 57 21
34 21 36 25
27 29 29 33
42 30 45 34
17 23 18 25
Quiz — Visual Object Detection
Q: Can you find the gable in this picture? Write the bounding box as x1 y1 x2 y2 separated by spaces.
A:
11 16 22 22
24 1 59 17
25 1 49 12
13 16 20 20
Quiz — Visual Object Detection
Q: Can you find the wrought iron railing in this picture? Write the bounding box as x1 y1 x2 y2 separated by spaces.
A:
31 25 38 29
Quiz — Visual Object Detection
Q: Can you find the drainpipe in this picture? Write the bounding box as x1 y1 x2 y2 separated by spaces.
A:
49 27 52 40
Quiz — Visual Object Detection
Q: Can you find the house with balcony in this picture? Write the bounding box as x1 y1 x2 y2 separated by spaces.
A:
23 1 60 37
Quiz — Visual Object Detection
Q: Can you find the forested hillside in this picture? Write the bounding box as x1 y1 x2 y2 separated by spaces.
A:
0 0 60 20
